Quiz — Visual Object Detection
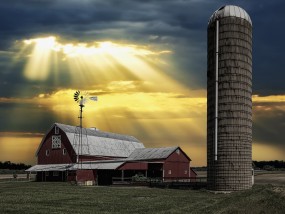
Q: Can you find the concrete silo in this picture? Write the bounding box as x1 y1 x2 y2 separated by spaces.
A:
207 5 253 191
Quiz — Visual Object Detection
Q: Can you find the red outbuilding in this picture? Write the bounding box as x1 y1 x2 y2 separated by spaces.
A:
27 123 196 185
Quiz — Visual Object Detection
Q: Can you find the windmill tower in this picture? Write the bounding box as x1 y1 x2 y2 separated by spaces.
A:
73 91 98 168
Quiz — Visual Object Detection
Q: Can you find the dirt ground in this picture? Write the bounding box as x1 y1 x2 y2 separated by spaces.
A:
254 171 285 185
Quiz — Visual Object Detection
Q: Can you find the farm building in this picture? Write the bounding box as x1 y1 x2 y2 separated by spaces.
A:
27 123 196 185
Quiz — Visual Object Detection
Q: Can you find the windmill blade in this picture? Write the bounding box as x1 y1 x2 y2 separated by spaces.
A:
74 90 81 102
89 96 98 101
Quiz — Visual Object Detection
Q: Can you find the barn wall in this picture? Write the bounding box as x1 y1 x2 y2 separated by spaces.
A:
118 162 148 170
38 127 76 164
163 149 190 178
36 171 66 182
79 155 122 162
67 170 76 182
76 169 96 183
190 168 197 178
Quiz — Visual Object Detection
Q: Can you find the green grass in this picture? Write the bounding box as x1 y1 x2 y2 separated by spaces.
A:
0 182 284 214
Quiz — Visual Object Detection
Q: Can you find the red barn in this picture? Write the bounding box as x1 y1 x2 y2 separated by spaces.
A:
27 123 196 185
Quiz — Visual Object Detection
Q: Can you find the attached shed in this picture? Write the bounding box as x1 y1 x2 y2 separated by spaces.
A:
119 147 192 180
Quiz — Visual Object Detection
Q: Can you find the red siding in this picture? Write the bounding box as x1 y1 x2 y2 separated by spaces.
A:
79 156 123 162
119 162 148 170
163 149 190 178
190 168 197 178
38 128 76 164
77 170 96 182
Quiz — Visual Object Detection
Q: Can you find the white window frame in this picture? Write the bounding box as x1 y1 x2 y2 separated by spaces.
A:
46 149 50 156
168 170 172 175
184 170 188 175
52 135 61 149
55 126 59 134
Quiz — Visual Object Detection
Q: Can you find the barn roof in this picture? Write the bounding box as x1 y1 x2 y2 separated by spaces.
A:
127 146 186 161
69 161 125 170
36 123 144 158
56 123 139 142
26 161 124 172
26 164 72 172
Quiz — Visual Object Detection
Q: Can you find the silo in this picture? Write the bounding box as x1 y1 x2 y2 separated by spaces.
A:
207 5 253 191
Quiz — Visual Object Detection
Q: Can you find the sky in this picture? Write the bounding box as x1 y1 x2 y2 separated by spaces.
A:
0 0 284 166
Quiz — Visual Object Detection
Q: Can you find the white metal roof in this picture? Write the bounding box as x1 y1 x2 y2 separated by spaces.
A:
36 123 145 157
208 5 252 26
127 147 179 161
69 161 124 170
56 123 140 142
26 161 125 171
65 132 144 157
26 164 73 172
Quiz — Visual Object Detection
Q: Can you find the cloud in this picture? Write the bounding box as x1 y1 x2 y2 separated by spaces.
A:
252 95 285 152
1 0 285 165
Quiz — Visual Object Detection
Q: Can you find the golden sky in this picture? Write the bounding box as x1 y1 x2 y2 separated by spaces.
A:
0 36 284 166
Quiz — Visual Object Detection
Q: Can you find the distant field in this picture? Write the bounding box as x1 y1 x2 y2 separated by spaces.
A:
196 170 285 185
0 182 284 214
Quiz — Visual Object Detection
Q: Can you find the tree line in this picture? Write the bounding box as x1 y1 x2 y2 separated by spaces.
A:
253 160 285 170
0 161 31 170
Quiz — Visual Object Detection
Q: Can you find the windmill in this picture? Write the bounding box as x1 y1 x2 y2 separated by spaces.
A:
73 90 98 167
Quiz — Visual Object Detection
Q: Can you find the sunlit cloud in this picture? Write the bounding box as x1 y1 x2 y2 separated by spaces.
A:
5 36 285 166
21 36 175 87
0 87 207 165
253 142 285 161
2 91 285 166
23 36 58 81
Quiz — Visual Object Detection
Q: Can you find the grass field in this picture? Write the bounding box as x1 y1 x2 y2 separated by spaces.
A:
0 182 284 214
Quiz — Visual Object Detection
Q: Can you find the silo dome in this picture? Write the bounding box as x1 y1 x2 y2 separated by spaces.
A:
208 5 252 26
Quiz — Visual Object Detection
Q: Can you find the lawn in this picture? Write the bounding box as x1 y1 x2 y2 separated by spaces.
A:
0 182 284 214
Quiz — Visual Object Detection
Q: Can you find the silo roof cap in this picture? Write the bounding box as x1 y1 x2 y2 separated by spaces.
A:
208 5 252 26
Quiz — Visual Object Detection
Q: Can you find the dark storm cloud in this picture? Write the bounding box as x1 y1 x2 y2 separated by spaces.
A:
1 0 284 95
0 1 285 129
253 107 285 152
0 102 59 133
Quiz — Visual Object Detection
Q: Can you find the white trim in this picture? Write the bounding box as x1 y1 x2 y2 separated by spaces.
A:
55 126 59 134
214 19 219 161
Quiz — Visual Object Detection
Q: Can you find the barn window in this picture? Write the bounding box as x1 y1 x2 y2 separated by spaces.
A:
53 171 59 176
176 149 180 155
55 126 59 134
184 170 188 175
168 170 172 175
52 135 61 149
63 148 67 155
46 149 50 156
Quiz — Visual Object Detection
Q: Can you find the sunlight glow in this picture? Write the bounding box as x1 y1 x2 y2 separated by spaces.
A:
22 36 174 85
23 36 58 80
